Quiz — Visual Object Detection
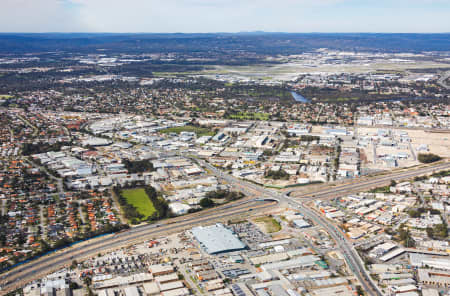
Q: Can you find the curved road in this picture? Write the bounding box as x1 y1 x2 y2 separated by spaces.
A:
437 70 450 90
1 160 449 295
289 161 450 199
202 160 449 296
0 198 276 293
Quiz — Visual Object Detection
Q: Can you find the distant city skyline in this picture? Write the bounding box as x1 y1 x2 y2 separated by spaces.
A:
1 0 450 33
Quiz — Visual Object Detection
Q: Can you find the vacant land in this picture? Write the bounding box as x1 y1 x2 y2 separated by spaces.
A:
359 127 450 170
122 188 156 221
160 126 215 137
254 216 281 233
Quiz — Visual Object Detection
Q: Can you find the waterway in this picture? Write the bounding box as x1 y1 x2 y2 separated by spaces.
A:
290 91 310 103
290 91 437 103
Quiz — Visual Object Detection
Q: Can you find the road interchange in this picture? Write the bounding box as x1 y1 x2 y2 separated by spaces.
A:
0 198 276 293
0 160 449 295
202 160 450 296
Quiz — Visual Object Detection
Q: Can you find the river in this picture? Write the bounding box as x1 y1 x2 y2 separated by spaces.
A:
290 91 310 103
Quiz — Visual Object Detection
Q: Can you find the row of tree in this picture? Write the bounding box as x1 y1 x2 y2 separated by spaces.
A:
205 189 245 202
418 153 442 163
407 207 441 218
265 169 290 180
122 159 155 174
426 223 448 239
144 186 171 221
22 141 71 156
200 190 245 209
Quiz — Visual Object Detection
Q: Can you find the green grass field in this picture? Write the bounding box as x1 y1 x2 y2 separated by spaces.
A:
122 188 156 220
160 126 215 137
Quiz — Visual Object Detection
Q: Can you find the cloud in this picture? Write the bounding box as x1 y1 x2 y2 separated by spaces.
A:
0 0 85 32
0 0 449 33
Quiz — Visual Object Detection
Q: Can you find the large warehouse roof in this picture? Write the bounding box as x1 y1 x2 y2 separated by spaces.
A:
191 224 247 254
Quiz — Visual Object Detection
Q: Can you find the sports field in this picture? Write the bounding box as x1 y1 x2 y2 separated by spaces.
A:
121 188 156 220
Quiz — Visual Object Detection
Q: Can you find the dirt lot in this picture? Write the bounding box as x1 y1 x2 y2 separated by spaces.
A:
408 130 450 158
253 216 282 233
358 127 450 170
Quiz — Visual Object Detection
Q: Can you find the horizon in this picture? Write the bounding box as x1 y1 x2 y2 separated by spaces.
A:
1 2 450 295
1 32 450 34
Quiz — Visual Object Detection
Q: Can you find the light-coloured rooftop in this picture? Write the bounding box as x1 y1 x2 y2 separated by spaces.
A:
191 223 246 254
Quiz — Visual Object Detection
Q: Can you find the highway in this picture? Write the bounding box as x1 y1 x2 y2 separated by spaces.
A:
201 162 382 295
437 70 450 90
201 160 450 296
288 161 450 200
1 160 449 295
0 198 276 293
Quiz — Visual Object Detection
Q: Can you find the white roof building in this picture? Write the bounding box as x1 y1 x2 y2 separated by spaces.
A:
191 224 247 254
169 203 191 216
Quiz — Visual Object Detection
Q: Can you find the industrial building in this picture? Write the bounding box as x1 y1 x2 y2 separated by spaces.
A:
191 224 247 254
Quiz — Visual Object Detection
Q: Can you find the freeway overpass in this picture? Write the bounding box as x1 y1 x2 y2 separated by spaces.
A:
437 70 450 90
0 198 276 294
1 160 449 295
201 160 449 296
201 161 383 295
288 161 450 200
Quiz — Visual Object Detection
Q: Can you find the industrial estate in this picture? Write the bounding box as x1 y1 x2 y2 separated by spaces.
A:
0 33 449 296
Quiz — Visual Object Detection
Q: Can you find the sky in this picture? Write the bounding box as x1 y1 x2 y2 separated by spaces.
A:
0 0 449 33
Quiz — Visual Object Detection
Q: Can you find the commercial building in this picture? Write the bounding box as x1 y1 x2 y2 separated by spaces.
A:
191 224 247 254
293 219 311 229
261 255 320 271
422 289 440 296
409 253 450 270
418 269 450 287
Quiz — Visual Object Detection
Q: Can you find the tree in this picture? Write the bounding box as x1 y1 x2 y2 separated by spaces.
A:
206 190 244 201
433 223 448 239
22 141 72 156
122 159 154 174
399 225 415 247
300 135 320 142
263 150 274 156
69 282 79 290
199 197 215 208
265 169 290 180
408 207 440 218
71 260 78 269
418 153 442 164
356 285 365 296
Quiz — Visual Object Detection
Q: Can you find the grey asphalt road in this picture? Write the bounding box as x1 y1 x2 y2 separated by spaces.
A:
1 160 448 295
0 198 276 293
204 160 450 296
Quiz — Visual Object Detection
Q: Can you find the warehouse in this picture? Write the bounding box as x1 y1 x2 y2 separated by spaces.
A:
418 269 450 287
409 253 450 270
191 224 247 254
261 255 320 271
